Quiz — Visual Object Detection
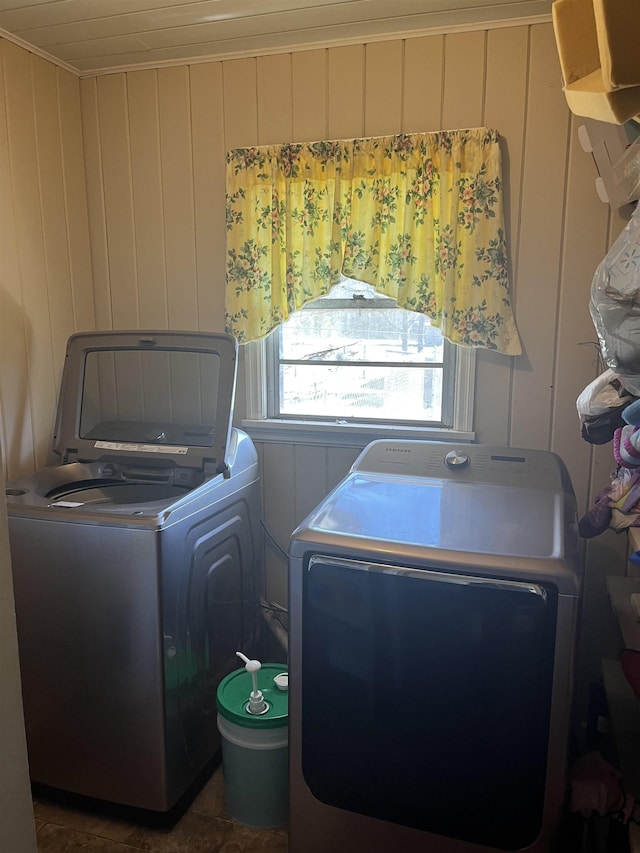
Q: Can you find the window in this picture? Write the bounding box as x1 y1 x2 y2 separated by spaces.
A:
269 278 452 424
243 278 476 444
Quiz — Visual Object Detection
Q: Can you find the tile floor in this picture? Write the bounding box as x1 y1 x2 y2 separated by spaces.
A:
28 756 623 853
33 764 287 853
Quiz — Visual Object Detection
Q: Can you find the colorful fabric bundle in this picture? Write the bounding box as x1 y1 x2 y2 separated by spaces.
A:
614 425 640 468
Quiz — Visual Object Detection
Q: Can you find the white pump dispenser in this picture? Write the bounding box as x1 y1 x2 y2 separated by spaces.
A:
236 651 268 715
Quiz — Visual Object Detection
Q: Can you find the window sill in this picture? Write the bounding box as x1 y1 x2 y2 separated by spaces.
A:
241 418 475 448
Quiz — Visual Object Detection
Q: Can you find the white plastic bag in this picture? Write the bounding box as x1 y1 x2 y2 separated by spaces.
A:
590 202 640 394
577 368 632 420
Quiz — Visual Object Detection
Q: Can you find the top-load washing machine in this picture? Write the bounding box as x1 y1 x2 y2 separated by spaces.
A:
5 330 261 812
289 440 582 853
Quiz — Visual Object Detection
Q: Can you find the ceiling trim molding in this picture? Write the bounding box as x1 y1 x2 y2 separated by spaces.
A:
79 12 552 78
0 27 80 76
2 8 552 80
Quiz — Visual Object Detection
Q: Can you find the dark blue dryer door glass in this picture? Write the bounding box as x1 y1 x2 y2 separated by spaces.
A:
301 556 558 851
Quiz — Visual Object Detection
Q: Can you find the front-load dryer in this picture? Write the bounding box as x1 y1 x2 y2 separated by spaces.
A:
5 330 261 812
288 440 582 853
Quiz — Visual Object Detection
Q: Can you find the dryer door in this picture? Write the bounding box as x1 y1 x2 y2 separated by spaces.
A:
301 555 558 851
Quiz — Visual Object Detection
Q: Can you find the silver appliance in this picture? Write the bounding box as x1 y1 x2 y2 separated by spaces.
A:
5 331 261 812
289 440 581 853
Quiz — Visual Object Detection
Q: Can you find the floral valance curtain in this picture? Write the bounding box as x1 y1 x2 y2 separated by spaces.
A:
225 128 521 355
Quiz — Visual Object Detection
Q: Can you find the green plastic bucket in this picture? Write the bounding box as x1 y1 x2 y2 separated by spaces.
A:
216 662 289 828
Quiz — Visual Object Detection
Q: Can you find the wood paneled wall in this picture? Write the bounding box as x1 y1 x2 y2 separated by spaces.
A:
78 22 622 596
0 39 94 481
0 24 629 722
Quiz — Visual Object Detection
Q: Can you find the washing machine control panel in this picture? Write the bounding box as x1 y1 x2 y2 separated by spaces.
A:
96 461 204 489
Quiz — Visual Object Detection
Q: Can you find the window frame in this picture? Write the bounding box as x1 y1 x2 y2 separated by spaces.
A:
265 295 455 427
241 334 476 448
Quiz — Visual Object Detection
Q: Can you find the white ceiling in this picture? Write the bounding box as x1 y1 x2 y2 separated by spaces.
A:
0 0 552 76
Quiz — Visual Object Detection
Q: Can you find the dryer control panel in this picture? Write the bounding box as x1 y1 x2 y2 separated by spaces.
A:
351 439 564 489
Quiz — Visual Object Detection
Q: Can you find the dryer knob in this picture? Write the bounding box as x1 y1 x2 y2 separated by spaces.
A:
444 450 470 470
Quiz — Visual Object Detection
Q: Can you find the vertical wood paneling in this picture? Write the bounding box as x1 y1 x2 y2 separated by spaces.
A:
257 53 293 144
190 61 226 330
485 28 528 265
442 31 485 130
292 50 327 141
73 29 622 617
262 443 296 605
257 52 295 606
510 23 571 451
403 35 443 133
33 55 75 375
364 40 403 137
552 115 611 513
127 69 168 330
326 446 360 492
96 74 139 328
474 26 528 446
223 58 258 150
4 43 55 470
1 38 92 479
57 69 95 333
80 76 112 330
253 438 266 583
0 41 34 479
293 445 328 526
158 66 197 330
255 50 289 606
1 29 629 673
328 45 364 139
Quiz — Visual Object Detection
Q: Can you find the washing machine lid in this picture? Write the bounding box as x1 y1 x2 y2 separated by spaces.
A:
52 330 238 475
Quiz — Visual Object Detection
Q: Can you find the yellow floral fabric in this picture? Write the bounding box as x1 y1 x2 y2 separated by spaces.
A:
225 128 521 355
